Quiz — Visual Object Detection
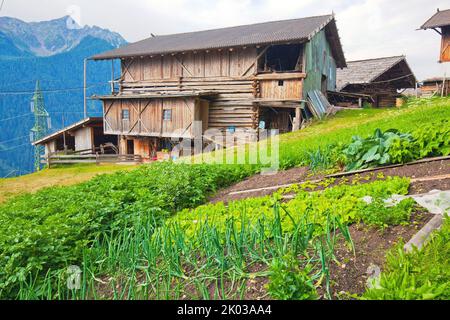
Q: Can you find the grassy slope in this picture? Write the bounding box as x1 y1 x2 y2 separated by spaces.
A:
193 97 450 169
0 164 137 203
277 97 450 168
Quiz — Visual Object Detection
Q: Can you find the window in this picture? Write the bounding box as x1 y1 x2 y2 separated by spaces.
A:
122 109 130 120
163 109 172 121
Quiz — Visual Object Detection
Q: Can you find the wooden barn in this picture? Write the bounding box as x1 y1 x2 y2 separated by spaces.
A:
336 56 416 108
420 9 450 63
90 14 346 158
420 77 450 97
32 117 118 158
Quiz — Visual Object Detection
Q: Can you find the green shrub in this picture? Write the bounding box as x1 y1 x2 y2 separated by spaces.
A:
267 254 318 300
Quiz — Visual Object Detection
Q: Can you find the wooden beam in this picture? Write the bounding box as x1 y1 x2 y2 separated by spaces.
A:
240 46 270 77
174 55 193 77
254 72 306 80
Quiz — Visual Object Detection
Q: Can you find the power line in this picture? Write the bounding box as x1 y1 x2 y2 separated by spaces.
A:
0 134 29 145
0 83 109 96
0 111 102 125
0 142 31 152
0 113 32 122
0 78 105 88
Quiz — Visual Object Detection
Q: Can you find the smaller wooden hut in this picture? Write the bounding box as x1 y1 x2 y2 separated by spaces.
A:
420 9 450 63
336 56 416 107
420 77 450 97
32 117 118 157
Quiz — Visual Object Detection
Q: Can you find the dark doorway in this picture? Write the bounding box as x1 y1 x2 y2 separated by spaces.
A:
321 75 328 95
126 139 135 155
93 127 118 154
259 107 295 134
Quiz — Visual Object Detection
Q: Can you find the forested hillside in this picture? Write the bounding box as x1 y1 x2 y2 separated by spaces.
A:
0 16 126 177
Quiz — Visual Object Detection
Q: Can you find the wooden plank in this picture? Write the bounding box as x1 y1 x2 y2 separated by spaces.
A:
254 72 306 80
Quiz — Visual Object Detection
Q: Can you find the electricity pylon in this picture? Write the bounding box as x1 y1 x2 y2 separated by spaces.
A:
31 80 50 172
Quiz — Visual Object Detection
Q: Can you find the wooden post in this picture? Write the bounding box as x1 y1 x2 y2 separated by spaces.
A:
442 73 447 97
84 58 87 118
293 107 302 131
111 60 115 94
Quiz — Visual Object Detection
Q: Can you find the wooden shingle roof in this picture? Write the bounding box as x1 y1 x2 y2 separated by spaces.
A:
91 15 346 68
337 56 416 91
420 9 450 29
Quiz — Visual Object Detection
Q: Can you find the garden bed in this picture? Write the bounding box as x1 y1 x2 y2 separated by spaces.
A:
210 159 450 203
324 210 433 298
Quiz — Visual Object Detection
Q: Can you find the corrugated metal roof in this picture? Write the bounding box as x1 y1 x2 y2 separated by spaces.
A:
33 117 103 146
421 9 450 29
91 15 345 67
336 56 414 91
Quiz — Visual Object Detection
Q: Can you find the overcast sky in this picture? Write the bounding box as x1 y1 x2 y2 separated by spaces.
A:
1 0 450 80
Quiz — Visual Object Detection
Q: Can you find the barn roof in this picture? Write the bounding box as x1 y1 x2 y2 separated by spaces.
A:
336 56 416 91
91 14 346 67
32 117 103 146
420 9 450 29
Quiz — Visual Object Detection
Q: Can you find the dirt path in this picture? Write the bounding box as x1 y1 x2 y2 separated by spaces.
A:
210 159 450 203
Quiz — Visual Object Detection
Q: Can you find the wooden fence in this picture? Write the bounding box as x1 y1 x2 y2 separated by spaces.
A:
41 153 143 167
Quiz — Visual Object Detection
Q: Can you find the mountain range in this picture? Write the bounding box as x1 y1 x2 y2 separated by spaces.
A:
0 16 127 177
0 16 126 57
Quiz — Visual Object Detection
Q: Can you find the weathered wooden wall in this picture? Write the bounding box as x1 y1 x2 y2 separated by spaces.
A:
303 29 337 96
259 79 303 100
104 44 311 138
104 97 208 138
74 127 94 151
121 48 258 81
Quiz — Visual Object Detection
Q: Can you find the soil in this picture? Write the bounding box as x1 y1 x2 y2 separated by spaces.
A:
210 166 311 203
322 210 434 299
210 159 450 203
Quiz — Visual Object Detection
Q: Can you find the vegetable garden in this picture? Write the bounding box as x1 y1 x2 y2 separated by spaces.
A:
0 97 449 300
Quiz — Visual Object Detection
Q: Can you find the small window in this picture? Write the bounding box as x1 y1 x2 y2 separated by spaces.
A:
278 80 284 87
163 109 172 121
122 109 130 120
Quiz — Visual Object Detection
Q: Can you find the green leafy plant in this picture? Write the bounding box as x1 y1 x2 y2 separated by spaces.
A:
342 119 450 171
343 129 413 171
359 198 415 230
267 254 318 300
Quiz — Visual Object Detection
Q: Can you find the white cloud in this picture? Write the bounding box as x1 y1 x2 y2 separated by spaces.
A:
2 0 450 79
